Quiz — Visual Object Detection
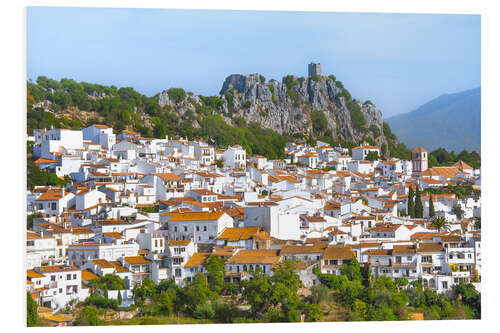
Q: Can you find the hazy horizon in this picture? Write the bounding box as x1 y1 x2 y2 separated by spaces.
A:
27 7 480 117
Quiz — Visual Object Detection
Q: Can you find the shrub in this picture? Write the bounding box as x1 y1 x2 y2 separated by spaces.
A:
311 110 328 137
347 100 366 131
310 74 320 82
167 88 186 104
193 303 215 319
73 306 102 326
267 84 276 103
305 303 323 321
283 75 299 98
310 285 330 303
369 124 381 138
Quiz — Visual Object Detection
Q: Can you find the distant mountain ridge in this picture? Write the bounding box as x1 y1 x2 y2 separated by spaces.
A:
385 87 480 153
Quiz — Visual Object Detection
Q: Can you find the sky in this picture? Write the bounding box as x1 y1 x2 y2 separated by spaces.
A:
27 7 481 117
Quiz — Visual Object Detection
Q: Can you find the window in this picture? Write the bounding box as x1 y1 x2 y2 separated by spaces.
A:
66 274 71 280
407 256 412 261
442 281 448 289
184 226 188 232
73 274 76 279
51 275 56 281
422 255 433 263
203 226 207 232
174 227 178 232
196 226 200 232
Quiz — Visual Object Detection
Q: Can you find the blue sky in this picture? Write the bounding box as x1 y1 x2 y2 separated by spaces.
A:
27 7 480 117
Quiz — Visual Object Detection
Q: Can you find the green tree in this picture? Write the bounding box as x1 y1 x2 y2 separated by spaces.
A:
153 292 174 316
240 267 273 316
203 255 226 293
452 282 481 319
177 272 215 314
394 277 409 290
365 151 379 162
340 257 363 282
428 154 438 168
27 292 38 327
429 195 435 217
89 274 125 291
414 187 423 218
430 216 450 233
474 217 481 230
74 306 102 326
407 187 415 218
452 205 464 220
27 212 42 230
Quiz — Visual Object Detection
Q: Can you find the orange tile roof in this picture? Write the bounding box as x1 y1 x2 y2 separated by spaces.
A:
184 253 210 267
36 188 68 201
27 269 45 279
454 160 473 170
34 158 58 164
108 261 130 273
417 242 444 253
392 245 416 255
280 245 324 255
37 265 79 273
92 259 114 268
217 227 269 241
412 147 427 153
162 211 225 222
323 246 354 260
169 240 191 246
153 173 181 181
227 249 281 265
123 256 152 265
81 269 99 281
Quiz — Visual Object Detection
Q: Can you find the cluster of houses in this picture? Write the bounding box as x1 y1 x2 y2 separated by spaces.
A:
26 125 481 312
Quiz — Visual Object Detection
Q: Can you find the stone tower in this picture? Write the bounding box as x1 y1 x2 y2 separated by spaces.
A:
308 62 322 77
412 147 428 173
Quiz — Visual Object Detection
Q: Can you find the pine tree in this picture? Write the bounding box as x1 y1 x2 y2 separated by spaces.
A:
429 194 435 217
117 289 122 306
27 291 38 327
415 187 423 218
408 187 415 218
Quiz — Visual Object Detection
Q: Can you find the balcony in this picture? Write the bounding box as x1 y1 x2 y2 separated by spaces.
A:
391 262 417 269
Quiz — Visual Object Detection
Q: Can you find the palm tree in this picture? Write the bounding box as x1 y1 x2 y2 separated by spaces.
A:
430 216 450 233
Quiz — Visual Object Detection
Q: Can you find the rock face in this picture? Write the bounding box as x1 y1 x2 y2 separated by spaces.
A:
156 72 394 155
218 73 389 149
